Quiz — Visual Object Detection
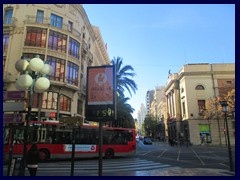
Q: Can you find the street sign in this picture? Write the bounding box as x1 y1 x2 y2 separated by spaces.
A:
3 114 23 123
3 91 26 101
85 65 116 122
3 102 27 112
59 117 83 127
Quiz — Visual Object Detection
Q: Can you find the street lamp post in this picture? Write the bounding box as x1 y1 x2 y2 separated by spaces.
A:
15 55 52 176
220 101 234 172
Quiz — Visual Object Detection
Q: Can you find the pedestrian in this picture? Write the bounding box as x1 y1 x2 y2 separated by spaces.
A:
26 143 40 176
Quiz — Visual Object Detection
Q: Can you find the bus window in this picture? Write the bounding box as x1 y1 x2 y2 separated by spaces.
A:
14 129 25 144
3 128 10 144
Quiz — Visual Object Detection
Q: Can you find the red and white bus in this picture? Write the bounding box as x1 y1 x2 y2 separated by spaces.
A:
3 121 136 161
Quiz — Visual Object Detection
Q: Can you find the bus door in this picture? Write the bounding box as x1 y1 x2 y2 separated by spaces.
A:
12 128 25 155
126 131 136 151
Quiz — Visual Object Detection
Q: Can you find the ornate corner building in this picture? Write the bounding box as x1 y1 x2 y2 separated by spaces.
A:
3 4 110 123
165 63 235 145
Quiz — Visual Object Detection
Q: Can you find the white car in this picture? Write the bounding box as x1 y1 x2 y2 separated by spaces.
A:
136 136 139 142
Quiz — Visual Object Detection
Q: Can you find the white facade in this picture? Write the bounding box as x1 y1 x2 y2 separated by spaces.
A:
165 63 235 145
137 103 147 134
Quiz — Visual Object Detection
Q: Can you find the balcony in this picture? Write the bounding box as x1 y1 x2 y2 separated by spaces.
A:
24 16 81 39
3 17 16 26
3 17 16 32
82 41 88 54
88 51 93 64
78 85 86 99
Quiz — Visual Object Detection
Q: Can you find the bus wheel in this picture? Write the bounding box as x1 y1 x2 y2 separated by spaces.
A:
105 149 114 159
39 149 49 161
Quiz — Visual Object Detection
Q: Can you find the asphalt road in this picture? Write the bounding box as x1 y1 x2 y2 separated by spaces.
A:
136 139 235 170
3 140 235 176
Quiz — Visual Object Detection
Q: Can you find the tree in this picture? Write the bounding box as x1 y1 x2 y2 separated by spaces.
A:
111 56 138 97
110 56 137 128
114 96 135 128
203 97 222 120
143 114 158 137
224 89 235 114
203 89 235 119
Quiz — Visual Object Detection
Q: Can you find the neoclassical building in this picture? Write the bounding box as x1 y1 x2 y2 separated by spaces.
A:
165 63 235 145
3 4 110 123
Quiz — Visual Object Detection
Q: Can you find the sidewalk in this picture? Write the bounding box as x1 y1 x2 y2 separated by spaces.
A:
104 167 235 176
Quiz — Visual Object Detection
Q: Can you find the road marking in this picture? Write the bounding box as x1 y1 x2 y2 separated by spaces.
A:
177 148 181 161
142 151 151 156
219 163 228 168
191 147 205 165
157 149 167 158
35 158 172 173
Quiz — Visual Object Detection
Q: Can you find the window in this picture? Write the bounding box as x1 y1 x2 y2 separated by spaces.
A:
3 56 6 72
48 30 67 53
36 10 44 23
47 56 65 82
22 53 45 61
195 85 205 90
68 37 80 59
78 100 83 115
3 34 9 52
198 100 205 116
60 95 71 111
182 102 186 116
67 61 79 86
68 21 73 32
4 8 13 24
50 13 63 28
25 27 47 47
226 81 232 84
40 92 58 110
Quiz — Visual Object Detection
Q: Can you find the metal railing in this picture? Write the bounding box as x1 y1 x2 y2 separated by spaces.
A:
3 17 16 26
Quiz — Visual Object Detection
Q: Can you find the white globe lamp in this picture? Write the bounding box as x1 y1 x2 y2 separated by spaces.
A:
15 59 29 72
15 74 33 90
40 64 52 76
29 55 44 72
35 77 50 92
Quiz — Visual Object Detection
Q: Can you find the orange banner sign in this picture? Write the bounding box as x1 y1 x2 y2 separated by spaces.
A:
87 66 114 105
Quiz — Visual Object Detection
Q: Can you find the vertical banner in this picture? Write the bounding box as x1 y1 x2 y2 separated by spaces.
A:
86 65 116 122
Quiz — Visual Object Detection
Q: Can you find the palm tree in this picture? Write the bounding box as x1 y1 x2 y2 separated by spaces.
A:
111 56 138 97
111 56 137 128
114 96 135 128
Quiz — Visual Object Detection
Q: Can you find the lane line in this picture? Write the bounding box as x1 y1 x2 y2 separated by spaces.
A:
157 149 167 158
177 148 181 161
191 147 205 165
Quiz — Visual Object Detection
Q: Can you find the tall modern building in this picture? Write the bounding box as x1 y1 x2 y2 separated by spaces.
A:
145 90 154 115
137 103 147 134
165 63 235 145
3 4 110 123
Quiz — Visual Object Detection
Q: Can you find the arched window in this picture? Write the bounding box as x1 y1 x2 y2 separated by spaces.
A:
195 85 205 90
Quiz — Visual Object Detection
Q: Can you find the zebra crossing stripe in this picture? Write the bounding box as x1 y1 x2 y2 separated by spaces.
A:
37 158 171 172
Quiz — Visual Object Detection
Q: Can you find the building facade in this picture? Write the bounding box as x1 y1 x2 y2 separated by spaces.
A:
145 90 154 115
3 4 110 124
137 103 147 135
165 63 235 145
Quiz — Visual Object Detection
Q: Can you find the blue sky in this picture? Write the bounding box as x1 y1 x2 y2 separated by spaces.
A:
83 4 235 119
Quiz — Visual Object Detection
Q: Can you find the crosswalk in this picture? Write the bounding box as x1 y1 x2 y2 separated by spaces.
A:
3 157 172 176
35 158 171 175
